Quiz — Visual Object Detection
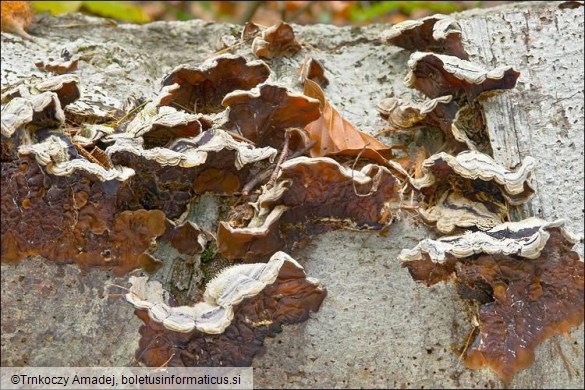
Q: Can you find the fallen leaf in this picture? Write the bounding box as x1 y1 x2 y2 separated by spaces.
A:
303 79 394 164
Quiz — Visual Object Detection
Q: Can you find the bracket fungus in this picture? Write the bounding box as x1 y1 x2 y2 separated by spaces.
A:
109 129 277 170
108 129 276 219
218 157 401 260
1 74 81 160
251 21 302 59
19 135 133 181
405 52 520 100
418 190 502 234
126 251 327 366
2 91 65 132
404 151 535 233
399 218 584 381
241 22 261 41
2 74 80 108
377 95 456 132
218 205 287 261
34 74 81 107
124 104 210 148
1 151 166 274
410 150 535 206
35 56 79 74
163 220 207 257
223 84 321 149
71 124 115 147
1 97 35 160
382 15 468 60
1 10 582 385
161 55 270 114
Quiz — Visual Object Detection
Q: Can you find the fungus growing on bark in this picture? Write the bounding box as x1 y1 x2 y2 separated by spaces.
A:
35 57 79 74
450 102 491 153
251 21 302 59
108 129 276 219
161 55 270 114
162 220 207 256
410 151 535 206
28 92 66 128
72 124 115 146
217 205 287 261
378 96 491 154
124 105 210 148
1 76 80 152
222 84 321 149
399 218 584 382
127 251 327 366
382 15 468 59
1 98 34 160
193 168 241 195
64 99 120 125
218 157 401 260
108 129 276 170
418 191 502 234
19 134 133 181
275 157 400 224
34 74 81 107
1 152 166 274
405 52 520 100
377 95 456 132
400 151 535 233
241 22 260 41
2 74 80 108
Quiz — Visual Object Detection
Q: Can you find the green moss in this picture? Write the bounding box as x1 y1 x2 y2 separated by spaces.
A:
201 242 217 263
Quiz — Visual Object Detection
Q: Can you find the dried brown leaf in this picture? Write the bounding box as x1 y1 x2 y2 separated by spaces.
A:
303 79 394 164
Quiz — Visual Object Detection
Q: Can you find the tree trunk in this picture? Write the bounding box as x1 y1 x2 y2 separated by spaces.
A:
1 2 582 388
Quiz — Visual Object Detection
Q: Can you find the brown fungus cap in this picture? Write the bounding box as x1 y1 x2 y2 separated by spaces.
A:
35 57 79 74
217 206 287 261
161 55 270 114
251 21 302 59
405 52 520 100
382 15 468 60
409 150 536 207
222 84 321 149
217 157 401 261
1 153 165 275
127 252 327 367
399 219 584 382
299 57 329 88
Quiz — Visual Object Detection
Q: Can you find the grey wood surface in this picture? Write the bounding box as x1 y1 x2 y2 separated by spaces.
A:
1 2 583 388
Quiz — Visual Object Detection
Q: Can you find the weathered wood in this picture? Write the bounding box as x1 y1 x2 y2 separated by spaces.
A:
1 2 583 388
460 2 584 256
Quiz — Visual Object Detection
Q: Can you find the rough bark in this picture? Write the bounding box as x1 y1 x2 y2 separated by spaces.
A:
1 2 583 388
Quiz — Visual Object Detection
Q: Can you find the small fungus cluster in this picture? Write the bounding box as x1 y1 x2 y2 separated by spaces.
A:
1 16 582 383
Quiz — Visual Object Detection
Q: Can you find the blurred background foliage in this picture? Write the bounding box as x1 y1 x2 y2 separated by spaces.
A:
30 1 508 26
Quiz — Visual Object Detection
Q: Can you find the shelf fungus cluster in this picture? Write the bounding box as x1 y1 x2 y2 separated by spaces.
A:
1 15 582 382
126 252 326 366
384 15 584 383
381 14 468 60
217 157 401 260
378 15 531 235
400 219 584 382
1 41 336 369
379 18 521 155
